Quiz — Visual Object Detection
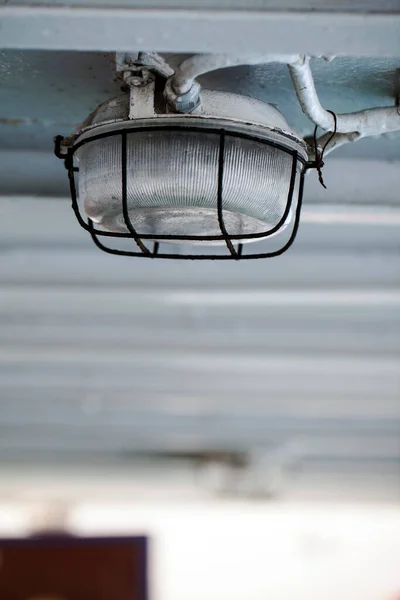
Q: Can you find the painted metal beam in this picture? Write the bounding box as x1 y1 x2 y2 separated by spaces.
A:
1 6 400 55
1 152 399 207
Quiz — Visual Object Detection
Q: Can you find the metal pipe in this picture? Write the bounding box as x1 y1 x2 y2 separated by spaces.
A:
170 54 300 95
316 132 361 157
169 52 400 137
289 56 400 137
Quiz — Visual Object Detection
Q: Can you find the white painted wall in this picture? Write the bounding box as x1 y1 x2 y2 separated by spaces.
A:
1 500 400 600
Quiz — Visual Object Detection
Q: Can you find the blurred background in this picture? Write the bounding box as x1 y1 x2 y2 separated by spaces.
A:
1 3 400 599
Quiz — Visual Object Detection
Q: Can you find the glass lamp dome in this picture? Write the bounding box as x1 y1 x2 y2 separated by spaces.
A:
78 125 304 243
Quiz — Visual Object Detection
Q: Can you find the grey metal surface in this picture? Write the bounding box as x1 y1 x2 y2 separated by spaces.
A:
0 17 399 503
3 0 400 9
0 198 399 501
1 52 399 150
0 50 399 201
1 6 400 55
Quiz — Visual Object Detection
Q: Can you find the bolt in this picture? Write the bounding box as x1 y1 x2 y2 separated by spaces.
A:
123 67 150 88
129 76 145 87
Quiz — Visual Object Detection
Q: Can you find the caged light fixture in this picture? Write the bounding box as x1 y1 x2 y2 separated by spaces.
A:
54 52 400 260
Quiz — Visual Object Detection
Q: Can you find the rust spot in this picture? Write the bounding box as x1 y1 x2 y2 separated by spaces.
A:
0 117 24 126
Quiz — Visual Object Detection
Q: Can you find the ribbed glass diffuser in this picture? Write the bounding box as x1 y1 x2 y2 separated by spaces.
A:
78 129 301 243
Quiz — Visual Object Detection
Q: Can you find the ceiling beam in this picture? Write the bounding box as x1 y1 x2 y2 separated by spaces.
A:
1 6 400 55
1 152 400 208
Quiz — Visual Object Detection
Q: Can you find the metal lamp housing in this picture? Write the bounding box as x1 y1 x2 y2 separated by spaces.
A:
56 86 308 259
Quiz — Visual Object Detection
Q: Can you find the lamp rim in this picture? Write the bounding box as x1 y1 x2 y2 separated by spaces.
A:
66 116 307 163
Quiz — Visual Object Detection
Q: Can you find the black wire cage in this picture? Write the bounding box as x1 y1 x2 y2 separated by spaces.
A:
55 125 311 260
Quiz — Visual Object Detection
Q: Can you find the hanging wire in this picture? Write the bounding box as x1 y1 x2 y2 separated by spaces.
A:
313 110 337 189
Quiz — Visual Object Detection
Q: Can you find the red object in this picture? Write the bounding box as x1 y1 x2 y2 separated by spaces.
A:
0 536 148 600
